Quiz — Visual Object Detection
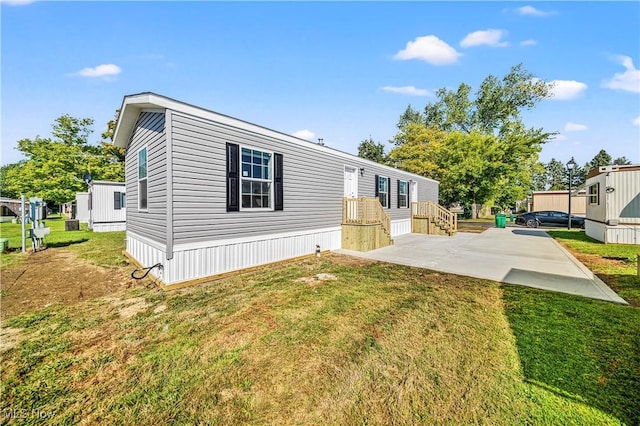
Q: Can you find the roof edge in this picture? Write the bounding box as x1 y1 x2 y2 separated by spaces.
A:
112 92 439 184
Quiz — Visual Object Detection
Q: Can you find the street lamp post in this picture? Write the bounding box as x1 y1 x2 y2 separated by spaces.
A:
567 161 575 230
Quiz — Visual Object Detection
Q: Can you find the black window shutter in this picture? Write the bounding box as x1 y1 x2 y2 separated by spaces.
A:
374 175 379 197
114 191 122 210
397 180 401 208
387 179 391 209
226 143 239 212
274 153 284 211
407 182 410 207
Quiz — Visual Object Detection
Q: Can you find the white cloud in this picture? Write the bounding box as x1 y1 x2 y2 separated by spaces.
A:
520 39 537 47
564 122 588 132
381 86 432 97
460 29 508 48
548 80 588 100
394 35 461 65
73 64 122 78
292 129 315 140
633 116 640 126
551 134 568 141
516 5 555 17
602 55 640 93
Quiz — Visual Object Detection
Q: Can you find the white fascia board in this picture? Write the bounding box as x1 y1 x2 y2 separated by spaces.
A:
113 92 439 184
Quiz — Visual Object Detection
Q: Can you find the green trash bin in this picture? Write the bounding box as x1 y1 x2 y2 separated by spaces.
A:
496 214 506 228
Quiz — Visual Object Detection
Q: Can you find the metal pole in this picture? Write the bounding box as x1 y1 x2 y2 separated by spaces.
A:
21 194 26 252
568 168 573 230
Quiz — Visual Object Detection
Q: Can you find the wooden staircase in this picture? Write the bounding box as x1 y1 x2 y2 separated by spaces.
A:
342 197 393 251
411 202 458 236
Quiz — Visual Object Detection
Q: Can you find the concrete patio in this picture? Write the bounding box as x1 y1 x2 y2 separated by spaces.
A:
336 228 627 304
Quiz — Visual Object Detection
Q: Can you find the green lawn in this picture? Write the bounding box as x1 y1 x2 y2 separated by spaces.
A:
1 255 638 425
548 230 640 306
1 221 638 424
0 215 126 269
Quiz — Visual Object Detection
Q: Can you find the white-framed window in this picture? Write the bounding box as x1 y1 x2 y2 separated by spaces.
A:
588 183 599 205
138 147 148 211
378 176 389 208
241 147 273 209
398 180 408 208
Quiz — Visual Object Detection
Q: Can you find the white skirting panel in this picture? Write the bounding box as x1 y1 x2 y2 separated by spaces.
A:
126 233 167 282
127 227 342 286
585 221 606 243
391 219 411 237
586 221 640 244
93 222 126 232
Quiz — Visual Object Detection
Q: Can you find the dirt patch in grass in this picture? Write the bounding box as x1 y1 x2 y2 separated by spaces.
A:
324 253 378 267
0 248 137 320
571 252 631 270
0 327 25 353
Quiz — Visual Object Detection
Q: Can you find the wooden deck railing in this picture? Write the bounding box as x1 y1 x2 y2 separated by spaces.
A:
412 201 457 232
343 197 391 236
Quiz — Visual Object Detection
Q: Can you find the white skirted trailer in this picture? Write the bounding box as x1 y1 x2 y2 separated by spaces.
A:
87 181 126 232
584 164 640 244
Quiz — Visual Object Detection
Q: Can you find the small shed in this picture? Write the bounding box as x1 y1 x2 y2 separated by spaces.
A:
87 181 126 232
585 165 640 244
531 190 586 216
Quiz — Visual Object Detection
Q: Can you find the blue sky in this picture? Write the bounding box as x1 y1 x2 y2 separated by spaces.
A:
2 1 639 168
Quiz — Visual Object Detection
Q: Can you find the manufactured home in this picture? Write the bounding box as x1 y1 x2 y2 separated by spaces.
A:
585 165 640 244
113 93 442 287
531 190 586 216
75 181 126 232
88 181 126 232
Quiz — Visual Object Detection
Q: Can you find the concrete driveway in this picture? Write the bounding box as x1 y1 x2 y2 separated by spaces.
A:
337 228 627 304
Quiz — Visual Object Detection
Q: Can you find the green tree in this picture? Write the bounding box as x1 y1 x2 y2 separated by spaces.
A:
562 158 584 189
545 159 565 190
579 149 613 184
390 64 554 214
0 163 24 199
2 114 125 204
100 110 125 162
531 161 547 191
388 125 447 178
357 137 388 164
613 156 631 165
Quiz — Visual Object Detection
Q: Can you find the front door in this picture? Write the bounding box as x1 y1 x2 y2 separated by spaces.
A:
344 166 358 198
410 180 418 204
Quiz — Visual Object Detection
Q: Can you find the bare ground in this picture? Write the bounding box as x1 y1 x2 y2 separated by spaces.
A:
0 248 138 321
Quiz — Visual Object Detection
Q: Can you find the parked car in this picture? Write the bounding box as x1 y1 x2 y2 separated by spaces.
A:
515 211 585 228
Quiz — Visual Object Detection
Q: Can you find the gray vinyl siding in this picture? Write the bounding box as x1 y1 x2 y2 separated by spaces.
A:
125 111 166 243
169 111 437 245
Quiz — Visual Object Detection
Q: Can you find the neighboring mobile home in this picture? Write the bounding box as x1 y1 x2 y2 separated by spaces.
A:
585 165 640 244
113 92 439 287
531 190 587 216
75 181 126 232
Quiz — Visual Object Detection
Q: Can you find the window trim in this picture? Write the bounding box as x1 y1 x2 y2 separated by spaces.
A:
398 179 409 208
588 183 599 205
377 175 390 208
239 145 275 211
137 146 148 212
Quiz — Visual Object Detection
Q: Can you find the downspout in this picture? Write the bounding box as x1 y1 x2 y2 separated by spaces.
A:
165 109 174 261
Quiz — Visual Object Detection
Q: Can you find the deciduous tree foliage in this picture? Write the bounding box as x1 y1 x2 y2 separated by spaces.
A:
2 114 124 204
390 64 554 214
357 137 388 164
